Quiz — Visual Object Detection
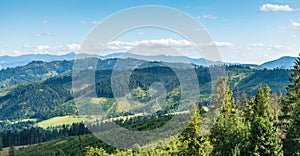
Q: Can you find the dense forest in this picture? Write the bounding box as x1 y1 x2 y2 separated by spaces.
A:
0 63 291 121
80 56 300 156
0 56 299 155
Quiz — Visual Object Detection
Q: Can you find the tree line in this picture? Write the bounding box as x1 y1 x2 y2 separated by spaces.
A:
85 56 300 155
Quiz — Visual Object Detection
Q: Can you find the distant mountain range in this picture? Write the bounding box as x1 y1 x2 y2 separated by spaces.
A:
0 53 98 69
0 52 297 69
259 56 296 69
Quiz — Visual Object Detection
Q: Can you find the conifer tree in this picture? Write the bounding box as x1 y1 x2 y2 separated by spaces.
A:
281 55 300 155
210 77 248 155
245 97 255 121
284 103 300 156
281 55 300 126
180 104 211 156
248 86 283 156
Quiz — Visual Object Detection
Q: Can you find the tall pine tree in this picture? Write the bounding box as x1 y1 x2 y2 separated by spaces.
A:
284 103 300 155
180 104 212 156
210 77 248 155
281 55 300 127
248 86 283 156
283 54 300 155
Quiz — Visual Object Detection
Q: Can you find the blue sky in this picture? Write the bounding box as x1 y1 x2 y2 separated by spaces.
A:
0 0 300 64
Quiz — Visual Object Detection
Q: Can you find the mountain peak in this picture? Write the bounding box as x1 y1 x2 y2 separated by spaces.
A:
259 56 297 69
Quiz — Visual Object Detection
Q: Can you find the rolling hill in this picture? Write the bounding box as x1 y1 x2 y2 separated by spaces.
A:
0 62 292 121
259 56 296 69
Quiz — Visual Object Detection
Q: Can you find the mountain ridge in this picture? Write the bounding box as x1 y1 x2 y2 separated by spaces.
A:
259 56 297 69
0 52 297 69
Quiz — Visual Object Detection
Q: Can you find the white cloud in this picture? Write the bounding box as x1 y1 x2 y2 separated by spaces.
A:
12 50 23 56
265 45 291 51
16 39 232 57
34 32 53 38
291 21 300 29
22 45 33 49
109 39 192 48
66 43 81 51
84 39 232 58
20 43 81 55
249 43 264 48
214 41 232 47
91 20 100 25
37 45 50 51
203 14 217 20
260 4 294 12
247 43 292 52
122 39 230 47
202 41 232 47
273 45 285 50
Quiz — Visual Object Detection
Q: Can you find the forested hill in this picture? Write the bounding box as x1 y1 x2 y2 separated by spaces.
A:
0 58 145 89
0 63 291 121
0 57 200 90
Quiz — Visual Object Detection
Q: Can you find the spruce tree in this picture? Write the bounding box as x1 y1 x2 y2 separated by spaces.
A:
281 55 300 127
284 103 300 155
248 86 283 156
245 97 255 122
180 104 211 156
210 77 248 155
281 55 300 155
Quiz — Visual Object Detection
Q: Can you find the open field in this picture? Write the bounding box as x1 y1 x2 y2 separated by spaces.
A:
35 116 84 128
0 145 28 156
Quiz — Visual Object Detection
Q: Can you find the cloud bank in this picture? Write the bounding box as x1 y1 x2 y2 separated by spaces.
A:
260 4 294 12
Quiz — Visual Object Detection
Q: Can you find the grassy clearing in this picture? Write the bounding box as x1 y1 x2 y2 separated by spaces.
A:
0 145 28 156
36 116 84 128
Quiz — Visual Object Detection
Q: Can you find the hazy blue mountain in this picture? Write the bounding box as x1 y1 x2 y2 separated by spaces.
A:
259 56 296 69
102 52 226 66
0 52 297 70
0 52 231 69
0 52 99 69
0 57 195 89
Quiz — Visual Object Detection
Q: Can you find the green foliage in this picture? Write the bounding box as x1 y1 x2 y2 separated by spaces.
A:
221 77 236 117
85 147 109 156
284 103 300 155
0 59 298 155
283 55 300 155
84 104 212 156
210 77 248 156
0 74 74 120
237 69 291 96
0 63 292 122
281 56 300 126
15 134 115 156
247 86 283 156
249 116 283 156
0 60 73 89
210 113 249 156
179 104 212 156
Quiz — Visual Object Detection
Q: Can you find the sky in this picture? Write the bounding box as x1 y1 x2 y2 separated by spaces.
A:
0 0 300 64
